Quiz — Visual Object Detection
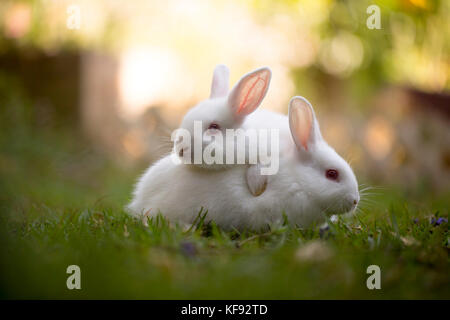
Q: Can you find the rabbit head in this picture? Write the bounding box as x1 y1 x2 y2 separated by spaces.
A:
286 96 360 217
175 65 271 168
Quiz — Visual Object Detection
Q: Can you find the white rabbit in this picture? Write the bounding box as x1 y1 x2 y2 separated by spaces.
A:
128 96 360 230
175 64 272 170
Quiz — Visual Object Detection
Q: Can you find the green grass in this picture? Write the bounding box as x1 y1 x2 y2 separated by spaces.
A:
0 77 449 299
1 194 448 299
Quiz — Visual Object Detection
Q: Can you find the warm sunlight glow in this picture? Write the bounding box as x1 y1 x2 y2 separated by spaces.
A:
118 47 186 119
364 116 395 160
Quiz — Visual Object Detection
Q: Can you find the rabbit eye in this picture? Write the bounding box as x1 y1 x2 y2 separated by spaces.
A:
208 123 220 130
325 169 339 181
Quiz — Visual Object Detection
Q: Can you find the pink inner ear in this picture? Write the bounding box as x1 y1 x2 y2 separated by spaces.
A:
229 68 271 119
291 100 313 150
236 74 268 115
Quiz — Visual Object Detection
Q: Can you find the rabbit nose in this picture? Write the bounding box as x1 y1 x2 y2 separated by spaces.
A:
353 199 358 205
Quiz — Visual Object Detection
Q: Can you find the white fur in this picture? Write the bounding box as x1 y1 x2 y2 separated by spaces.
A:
177 65 272 169
128 96 360 230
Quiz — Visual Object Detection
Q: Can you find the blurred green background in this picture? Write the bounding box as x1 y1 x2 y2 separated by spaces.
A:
0 0 448 299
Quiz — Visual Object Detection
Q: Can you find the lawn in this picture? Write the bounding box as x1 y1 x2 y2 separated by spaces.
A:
0 89 448 299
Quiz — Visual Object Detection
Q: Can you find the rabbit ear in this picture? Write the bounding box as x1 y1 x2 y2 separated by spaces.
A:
246 164 268 197
210 64 230 98
228 67 271 120
289 96 321 151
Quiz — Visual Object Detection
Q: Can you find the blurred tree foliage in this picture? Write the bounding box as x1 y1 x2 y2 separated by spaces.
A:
0 0 448 103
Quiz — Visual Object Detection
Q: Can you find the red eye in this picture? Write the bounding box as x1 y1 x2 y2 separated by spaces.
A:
208 123 220 130
325 169 339 181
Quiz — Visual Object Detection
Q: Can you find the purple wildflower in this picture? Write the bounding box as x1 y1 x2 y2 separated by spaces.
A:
431 217 448 226
180 241 197 257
